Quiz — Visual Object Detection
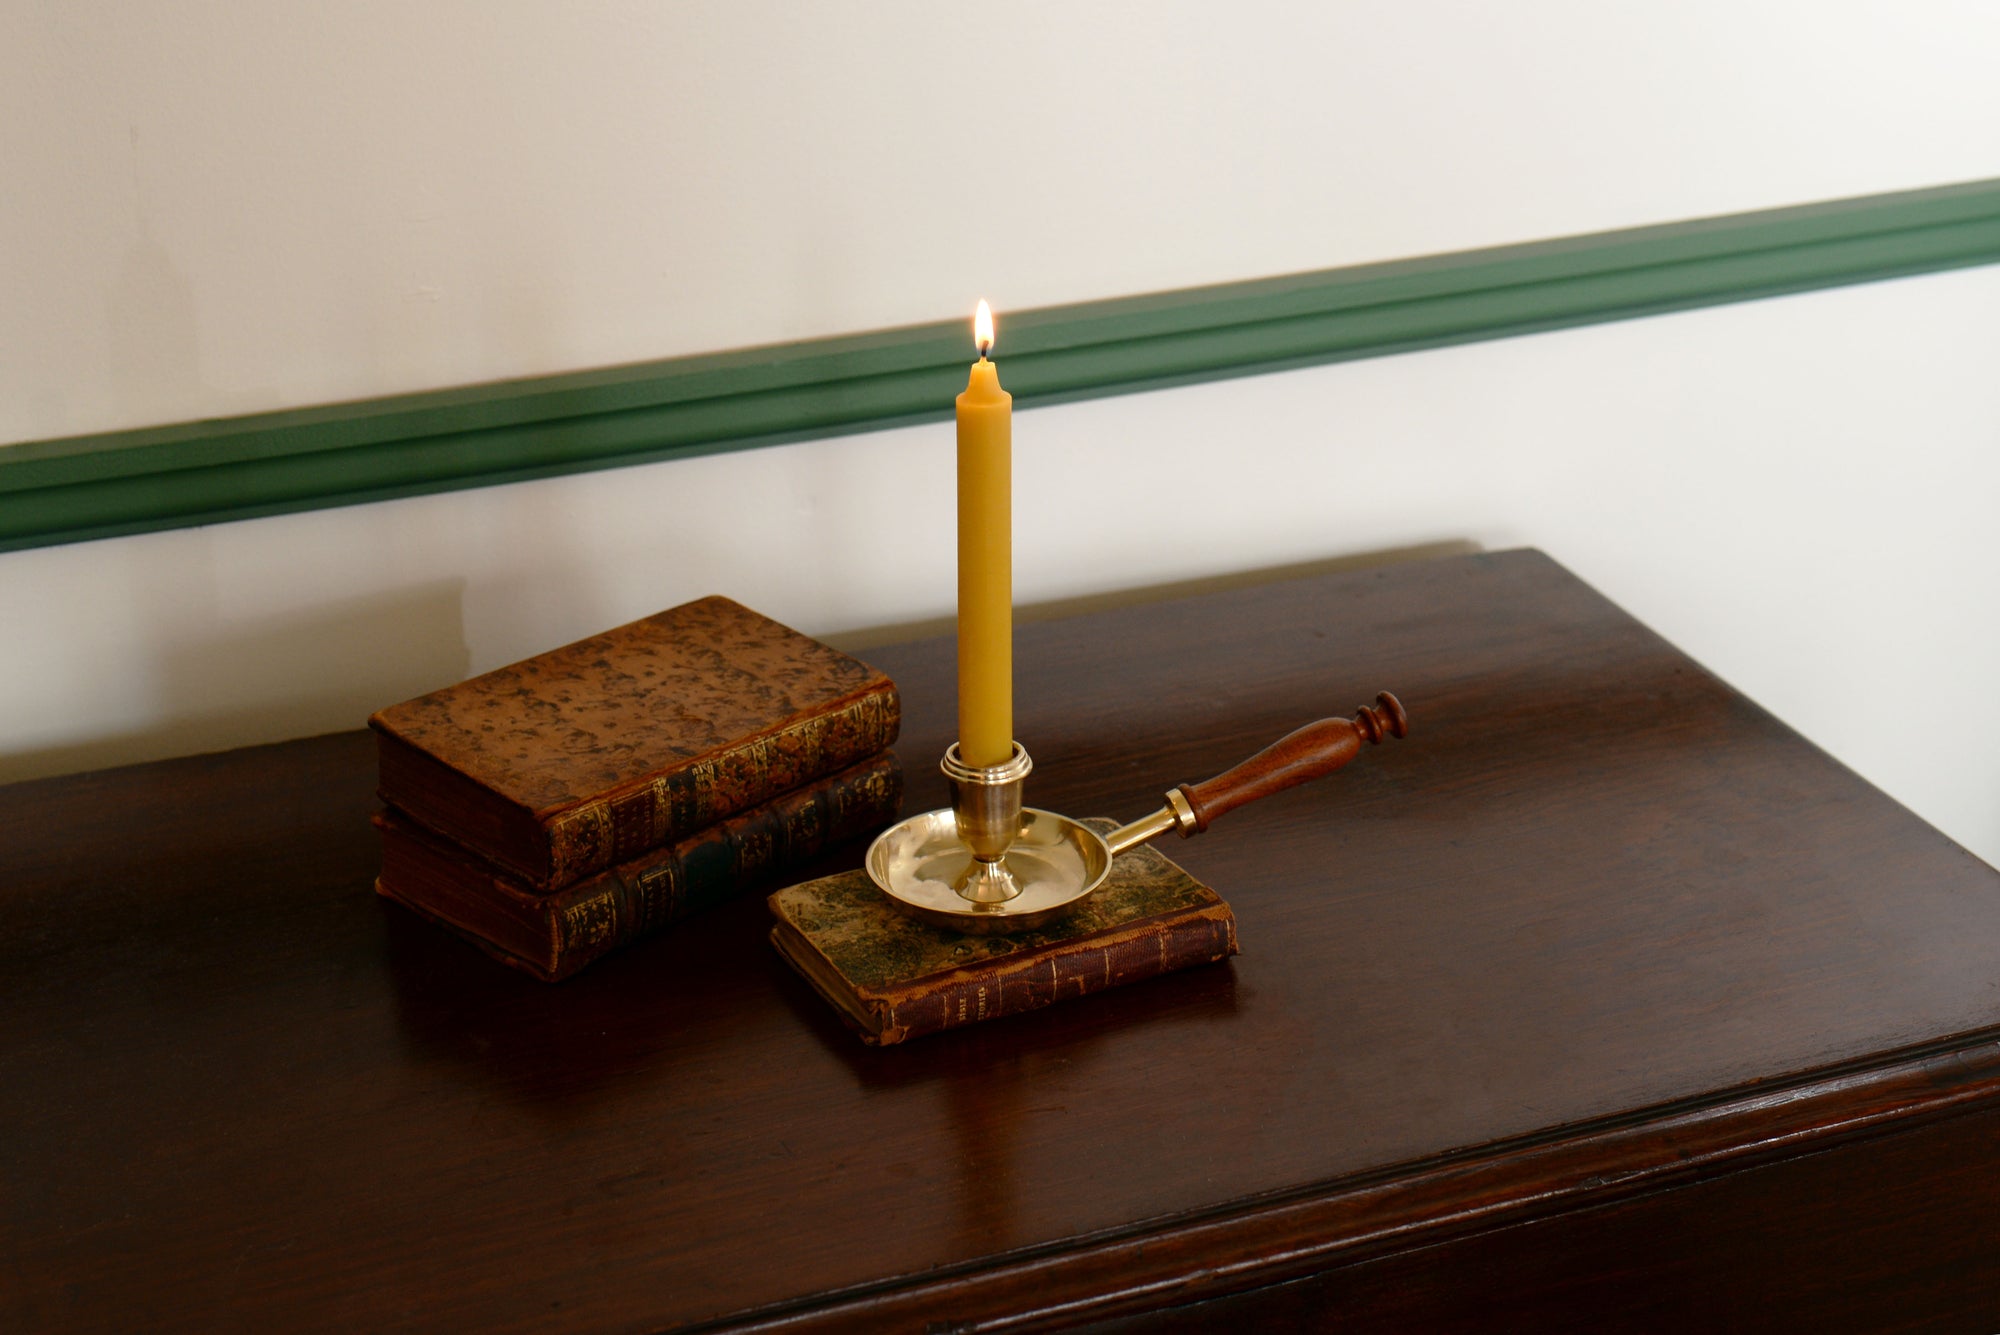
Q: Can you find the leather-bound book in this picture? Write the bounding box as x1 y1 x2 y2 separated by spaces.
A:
370 596 899 889
377 753 903 981
769 820 1238 1045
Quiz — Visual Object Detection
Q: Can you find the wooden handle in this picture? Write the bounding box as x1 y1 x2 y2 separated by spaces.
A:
1175 692 1406 835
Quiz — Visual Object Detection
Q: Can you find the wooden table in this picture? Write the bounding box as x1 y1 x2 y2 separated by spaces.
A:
7 549 2000 1332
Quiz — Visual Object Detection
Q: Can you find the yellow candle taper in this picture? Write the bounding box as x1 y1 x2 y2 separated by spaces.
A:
957 299 1013 768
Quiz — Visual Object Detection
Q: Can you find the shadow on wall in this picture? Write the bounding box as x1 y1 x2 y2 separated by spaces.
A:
824 539 1484 653
0 581 471 786
0 542 1480 789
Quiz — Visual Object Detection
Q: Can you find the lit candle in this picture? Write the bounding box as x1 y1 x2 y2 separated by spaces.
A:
957 299 1013 768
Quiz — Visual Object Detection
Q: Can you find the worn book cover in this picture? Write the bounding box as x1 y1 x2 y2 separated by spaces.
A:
370 595 900 889
379 753 902 981
769 820 1238 1045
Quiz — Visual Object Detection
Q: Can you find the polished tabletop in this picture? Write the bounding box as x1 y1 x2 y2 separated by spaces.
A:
5 549 1998 1332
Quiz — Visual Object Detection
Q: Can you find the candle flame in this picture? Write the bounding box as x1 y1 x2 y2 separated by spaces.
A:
974 299 995 357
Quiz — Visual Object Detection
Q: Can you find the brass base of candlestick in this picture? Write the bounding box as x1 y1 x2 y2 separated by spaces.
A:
865 695 1409 936
867 742 1111 933
867 805 1109 933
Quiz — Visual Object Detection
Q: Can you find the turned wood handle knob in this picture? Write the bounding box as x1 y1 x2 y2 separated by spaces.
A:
1174 692 1407 835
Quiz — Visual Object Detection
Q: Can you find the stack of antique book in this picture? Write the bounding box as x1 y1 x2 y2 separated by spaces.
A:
368 596 902 980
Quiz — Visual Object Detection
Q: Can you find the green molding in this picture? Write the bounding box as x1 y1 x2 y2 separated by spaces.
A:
6 177 2000 553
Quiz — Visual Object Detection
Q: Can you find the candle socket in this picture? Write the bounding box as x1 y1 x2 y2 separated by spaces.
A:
942 742 1032 904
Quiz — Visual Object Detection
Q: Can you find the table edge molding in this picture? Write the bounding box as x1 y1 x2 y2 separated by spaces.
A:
704 1026 2000 1333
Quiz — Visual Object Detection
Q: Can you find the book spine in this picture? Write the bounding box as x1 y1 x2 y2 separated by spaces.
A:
544 682 900 885
871 907 1238 1045
541 753 902 979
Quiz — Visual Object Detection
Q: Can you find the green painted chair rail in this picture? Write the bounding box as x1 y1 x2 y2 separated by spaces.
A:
5 177 1998 552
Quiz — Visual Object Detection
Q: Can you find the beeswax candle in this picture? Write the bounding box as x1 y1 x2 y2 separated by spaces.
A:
956 300 1013 767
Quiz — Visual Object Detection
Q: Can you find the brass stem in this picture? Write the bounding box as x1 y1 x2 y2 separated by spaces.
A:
942 742 1032 904
1106 789 1200 856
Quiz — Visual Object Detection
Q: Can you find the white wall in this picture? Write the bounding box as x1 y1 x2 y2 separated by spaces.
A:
2 4 1997 866
6 1 1999 442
